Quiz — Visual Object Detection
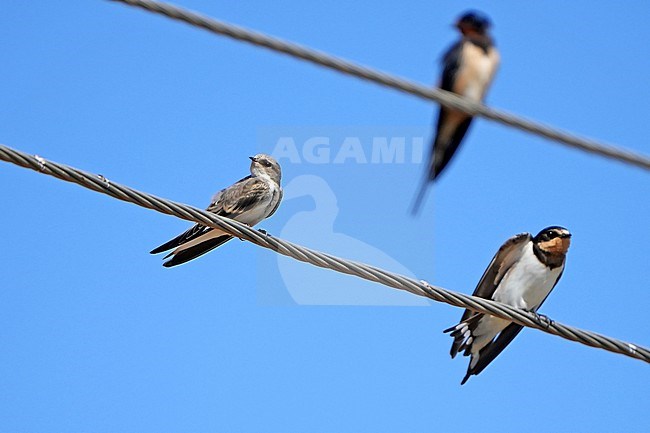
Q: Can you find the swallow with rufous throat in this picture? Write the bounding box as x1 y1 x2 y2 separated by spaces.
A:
412 10 500 213
438 226 571 384
150 154 283 267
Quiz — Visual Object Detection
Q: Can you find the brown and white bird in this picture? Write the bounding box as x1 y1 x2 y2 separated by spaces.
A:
442 226 571 384
150 154 283 267
412 11 500 214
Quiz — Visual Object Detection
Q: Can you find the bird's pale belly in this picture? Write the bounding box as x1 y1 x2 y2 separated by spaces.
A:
494 248 561 311
238 201 273 226
237 187 280 226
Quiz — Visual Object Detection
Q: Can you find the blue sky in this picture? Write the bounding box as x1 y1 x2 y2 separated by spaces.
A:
1 1 649 432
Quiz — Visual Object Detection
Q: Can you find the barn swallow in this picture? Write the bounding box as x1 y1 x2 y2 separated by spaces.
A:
150 154 283 267
412 11 500 214
441 226 571 384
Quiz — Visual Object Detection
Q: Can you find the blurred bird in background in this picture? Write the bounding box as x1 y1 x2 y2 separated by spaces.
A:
412 11 499 214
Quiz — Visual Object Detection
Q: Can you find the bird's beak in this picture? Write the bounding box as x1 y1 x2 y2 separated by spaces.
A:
249 156 257 162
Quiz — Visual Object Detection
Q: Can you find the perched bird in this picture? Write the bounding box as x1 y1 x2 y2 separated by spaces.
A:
442 226 571 384
150 154 283 267
412 11 500 213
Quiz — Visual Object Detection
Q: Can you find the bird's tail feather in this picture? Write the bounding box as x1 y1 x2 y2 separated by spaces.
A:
150 234 185 254
444 314 482 358
410 182 428 215
162 235 232 267
150 225 203 254
410 169 434 215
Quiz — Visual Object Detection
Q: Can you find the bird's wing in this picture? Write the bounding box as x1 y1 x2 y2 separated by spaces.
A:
447 232 532 357
471 232 532 299
440 40 464 92
430 114 472 180
430 40 475 180
209 175 271 218
150 175 257 255
410 41 469 213
461 267 565 383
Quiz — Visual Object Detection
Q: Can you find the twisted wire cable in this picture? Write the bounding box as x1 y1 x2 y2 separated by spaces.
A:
109 0 650 171
1 143 647 364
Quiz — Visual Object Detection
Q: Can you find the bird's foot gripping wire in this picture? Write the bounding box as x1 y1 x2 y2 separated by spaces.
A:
257 228 274 242
529 310 554 329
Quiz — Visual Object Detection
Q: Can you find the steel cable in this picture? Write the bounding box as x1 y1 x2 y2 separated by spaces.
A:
1 143 647 364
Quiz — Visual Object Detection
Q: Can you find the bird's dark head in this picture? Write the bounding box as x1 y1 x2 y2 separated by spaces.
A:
533 226 572 255
456 10 492 36
250 153 282 184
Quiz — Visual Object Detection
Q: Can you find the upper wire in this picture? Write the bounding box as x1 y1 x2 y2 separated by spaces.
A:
109 0 650 171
